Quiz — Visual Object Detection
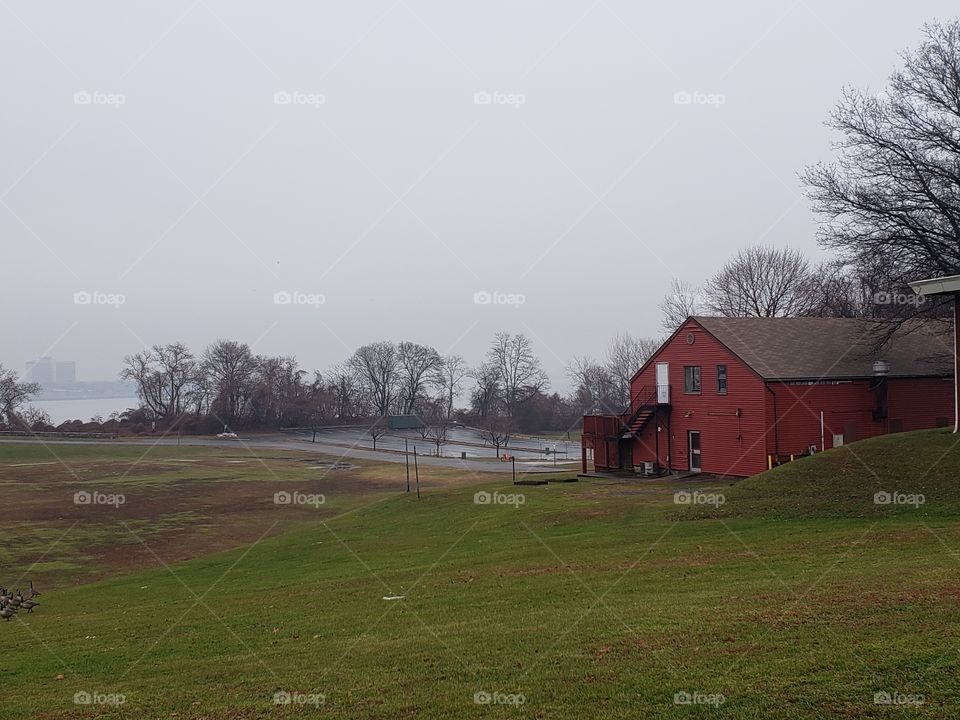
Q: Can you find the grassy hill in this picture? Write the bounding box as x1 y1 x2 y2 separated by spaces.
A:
2 438 960 718
685 428 960 520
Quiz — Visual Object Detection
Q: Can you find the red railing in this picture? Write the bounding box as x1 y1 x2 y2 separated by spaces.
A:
627 384 670 416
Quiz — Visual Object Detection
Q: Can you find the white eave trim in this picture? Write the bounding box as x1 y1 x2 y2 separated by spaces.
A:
909 274 960 296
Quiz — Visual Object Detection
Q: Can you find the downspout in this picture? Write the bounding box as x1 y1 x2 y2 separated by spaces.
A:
953 294 960 435
654 406 660 470
765 384 780 459
667 410 673 473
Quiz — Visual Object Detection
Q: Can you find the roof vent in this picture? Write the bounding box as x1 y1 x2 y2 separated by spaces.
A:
873 360 890 377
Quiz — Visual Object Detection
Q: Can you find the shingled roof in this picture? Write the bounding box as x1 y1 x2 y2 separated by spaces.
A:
693 316 953 381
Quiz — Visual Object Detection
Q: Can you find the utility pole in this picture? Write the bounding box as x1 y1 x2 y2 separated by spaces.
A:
414 446 420 499
405 439 410 492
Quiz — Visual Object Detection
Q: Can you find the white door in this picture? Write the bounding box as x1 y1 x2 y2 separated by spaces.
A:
689 431 702 473
656 363 670 404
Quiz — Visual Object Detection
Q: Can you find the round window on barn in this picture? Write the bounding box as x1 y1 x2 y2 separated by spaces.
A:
686 332 695 345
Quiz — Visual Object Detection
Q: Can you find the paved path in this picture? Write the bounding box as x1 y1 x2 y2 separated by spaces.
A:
0 433 579 475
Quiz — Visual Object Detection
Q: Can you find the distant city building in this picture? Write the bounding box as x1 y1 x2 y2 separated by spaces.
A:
55 361 77 384
24 357 78 385
25 356 55 385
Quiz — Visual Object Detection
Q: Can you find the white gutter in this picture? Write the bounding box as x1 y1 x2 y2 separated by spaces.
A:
909 276 960 433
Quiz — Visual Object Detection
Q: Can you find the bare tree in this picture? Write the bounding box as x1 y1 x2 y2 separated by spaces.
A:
803 20 960 304
480 413 516 457
153 342 197 417
487 333 549 417
396 341 441 414
350 341 399 417
809 260 886 318
469 362 501 418
659 278 703 332
120 351 166 418
329 361 365 419
369 416 389 450
202 339 258 427
19 406 51 429
421 398 450 456
432 354 467 419
566 356 618 415
605 333 659 408
703 245 818 317
120 343 198 420
0 365 40 425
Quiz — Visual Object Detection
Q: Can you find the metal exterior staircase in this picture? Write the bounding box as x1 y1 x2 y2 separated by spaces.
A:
619 385 669 439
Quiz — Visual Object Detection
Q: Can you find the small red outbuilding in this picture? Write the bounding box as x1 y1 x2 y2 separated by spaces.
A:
582 316 954 477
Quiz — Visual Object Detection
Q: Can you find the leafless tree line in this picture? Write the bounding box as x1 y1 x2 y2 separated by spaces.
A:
105 332 560 434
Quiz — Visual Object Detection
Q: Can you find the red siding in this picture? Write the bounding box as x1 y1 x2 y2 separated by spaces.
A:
766 377 954 457
630 320 768 476
767 381 880 455
888 377 954 431
582 318 956 478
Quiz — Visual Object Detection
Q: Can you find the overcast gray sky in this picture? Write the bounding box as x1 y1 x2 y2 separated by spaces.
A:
2 0 955 388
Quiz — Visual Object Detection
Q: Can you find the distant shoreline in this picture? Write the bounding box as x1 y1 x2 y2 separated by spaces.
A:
33 394 139 402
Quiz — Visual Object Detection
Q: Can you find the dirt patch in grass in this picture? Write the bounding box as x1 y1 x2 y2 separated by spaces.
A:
0 451 412 589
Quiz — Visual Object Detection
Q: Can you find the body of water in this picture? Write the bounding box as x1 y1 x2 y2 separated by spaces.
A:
29 397 139 425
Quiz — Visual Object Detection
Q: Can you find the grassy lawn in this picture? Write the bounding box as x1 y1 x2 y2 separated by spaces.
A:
1 431 959 718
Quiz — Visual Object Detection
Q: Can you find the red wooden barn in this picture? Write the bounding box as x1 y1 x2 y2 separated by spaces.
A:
582 316 954 477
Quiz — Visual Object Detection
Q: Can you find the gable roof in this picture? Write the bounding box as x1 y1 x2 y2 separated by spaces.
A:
692 316 953 381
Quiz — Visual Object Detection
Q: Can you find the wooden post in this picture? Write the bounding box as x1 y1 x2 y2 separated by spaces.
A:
512 456 516 485
414 446 420 499
405 439 410 492
954 294 959 433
